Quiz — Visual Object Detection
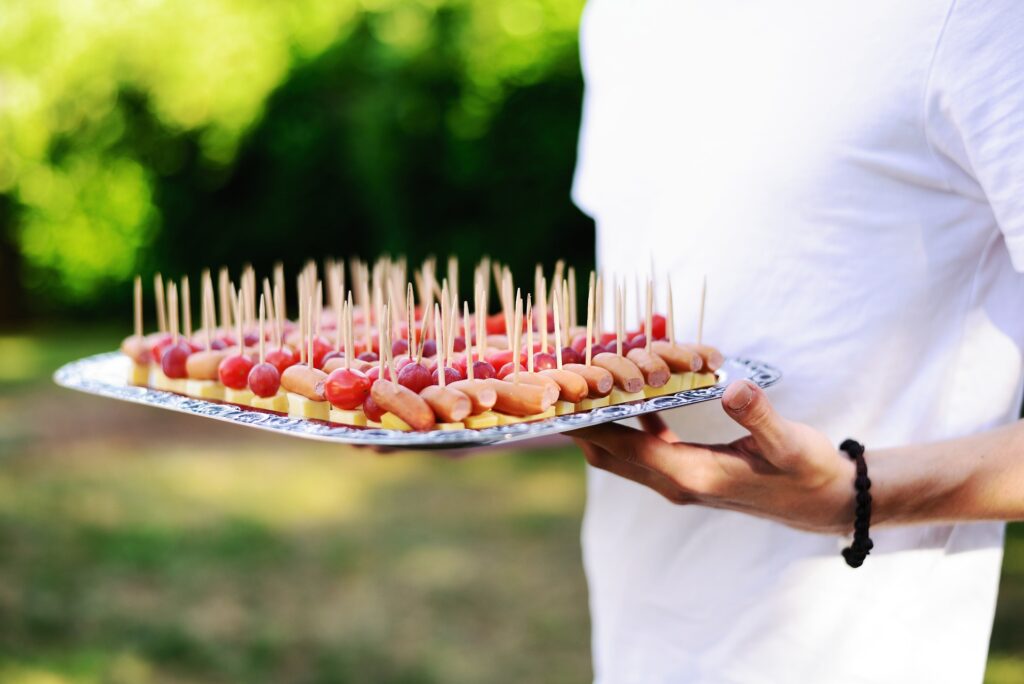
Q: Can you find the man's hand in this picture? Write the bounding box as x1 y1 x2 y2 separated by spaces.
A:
571 380 857 534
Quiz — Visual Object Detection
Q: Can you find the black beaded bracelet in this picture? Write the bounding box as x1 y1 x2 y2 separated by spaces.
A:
839 439 873 568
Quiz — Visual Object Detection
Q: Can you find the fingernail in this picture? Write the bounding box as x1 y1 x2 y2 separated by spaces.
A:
726 381 754 411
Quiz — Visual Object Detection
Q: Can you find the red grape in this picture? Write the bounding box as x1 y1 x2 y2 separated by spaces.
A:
626 334 647 351
324 368 371 410
358 351 379 362
219 354 254 389
161 341 192 379
533 352 558 371
266 348 297 374
452 336 466 352
486 349 514 370
486 313 506 334
320 351 344 366
431 366 464 385
248 362 281 398
392 338 409 357
498 362 526 379
243 331 260 347
394 356 416 372
651 314 667 341
472 360 496 380
600 332 617 345
421 339 437 358
560 346 583 365
365 366 392 382
151 336 176 363
363 392 386 422
397 363 432 394
311 336 332 369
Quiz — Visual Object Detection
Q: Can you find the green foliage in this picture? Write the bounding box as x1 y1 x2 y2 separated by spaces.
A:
0 0 591 318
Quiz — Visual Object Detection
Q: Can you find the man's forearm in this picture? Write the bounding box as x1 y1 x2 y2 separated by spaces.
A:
869 420 1024 527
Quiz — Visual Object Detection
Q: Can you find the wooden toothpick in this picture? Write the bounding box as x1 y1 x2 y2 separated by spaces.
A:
235 289 245 359
258 295 266 365
512 291 522 384
447 255 458 307
154 273 166 333
218 269 231 332
645 278 653 353
206 274 217 352
307 295 315 370
345 293 354 371
181 276 192 340
538 274 548 353
526 294 534 373
435 303 445 387
168 282 179 345
562 279 570 347
614 282 623 357
553 287 564 371
477 287 486 363
585 272 594 366
464 301 474 380
133 275 143 339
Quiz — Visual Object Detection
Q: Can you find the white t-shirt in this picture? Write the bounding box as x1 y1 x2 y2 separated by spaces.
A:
573 2 1024 683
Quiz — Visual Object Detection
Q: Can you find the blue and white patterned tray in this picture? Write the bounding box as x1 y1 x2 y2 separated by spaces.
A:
54 352 781 448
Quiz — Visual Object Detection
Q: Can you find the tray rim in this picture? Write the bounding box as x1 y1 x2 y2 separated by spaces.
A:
53 352 781 448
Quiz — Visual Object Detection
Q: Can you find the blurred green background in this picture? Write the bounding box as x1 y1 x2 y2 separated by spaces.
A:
1 2 1023 683
0 0 593 323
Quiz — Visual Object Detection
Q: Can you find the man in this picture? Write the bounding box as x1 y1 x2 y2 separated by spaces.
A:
569 2 1024 682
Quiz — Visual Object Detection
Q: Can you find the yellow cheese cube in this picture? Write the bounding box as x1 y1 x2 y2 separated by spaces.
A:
645 374 686 397
129 362 150 387
643 383 667 398
286 392 329 420
677 372 695 390
692 372 718 389
329 408 367 427
225 387 256 406
185 379 225 400
152 369 186 394
463 412 499 429
609 388 647 405
555 401 576 416
575 396 611 412
367 420 383 429
498 408 556 425
381 412 413 431
252 392 289 412
436 422 465 431
521 407 556 422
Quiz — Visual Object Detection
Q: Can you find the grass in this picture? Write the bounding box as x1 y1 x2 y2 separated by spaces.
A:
0 329 1021 683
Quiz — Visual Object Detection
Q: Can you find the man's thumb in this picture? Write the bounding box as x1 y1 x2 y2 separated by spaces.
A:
722 380 791 459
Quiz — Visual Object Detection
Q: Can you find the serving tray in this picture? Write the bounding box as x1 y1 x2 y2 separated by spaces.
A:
54 352 781 448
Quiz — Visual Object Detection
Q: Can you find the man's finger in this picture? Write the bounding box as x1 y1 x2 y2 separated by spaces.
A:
573 439 692 505
721 380 794 466
570 423 719 494
638 413 679 443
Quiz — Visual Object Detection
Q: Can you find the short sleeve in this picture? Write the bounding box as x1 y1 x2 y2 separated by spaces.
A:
926 0 1024 271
